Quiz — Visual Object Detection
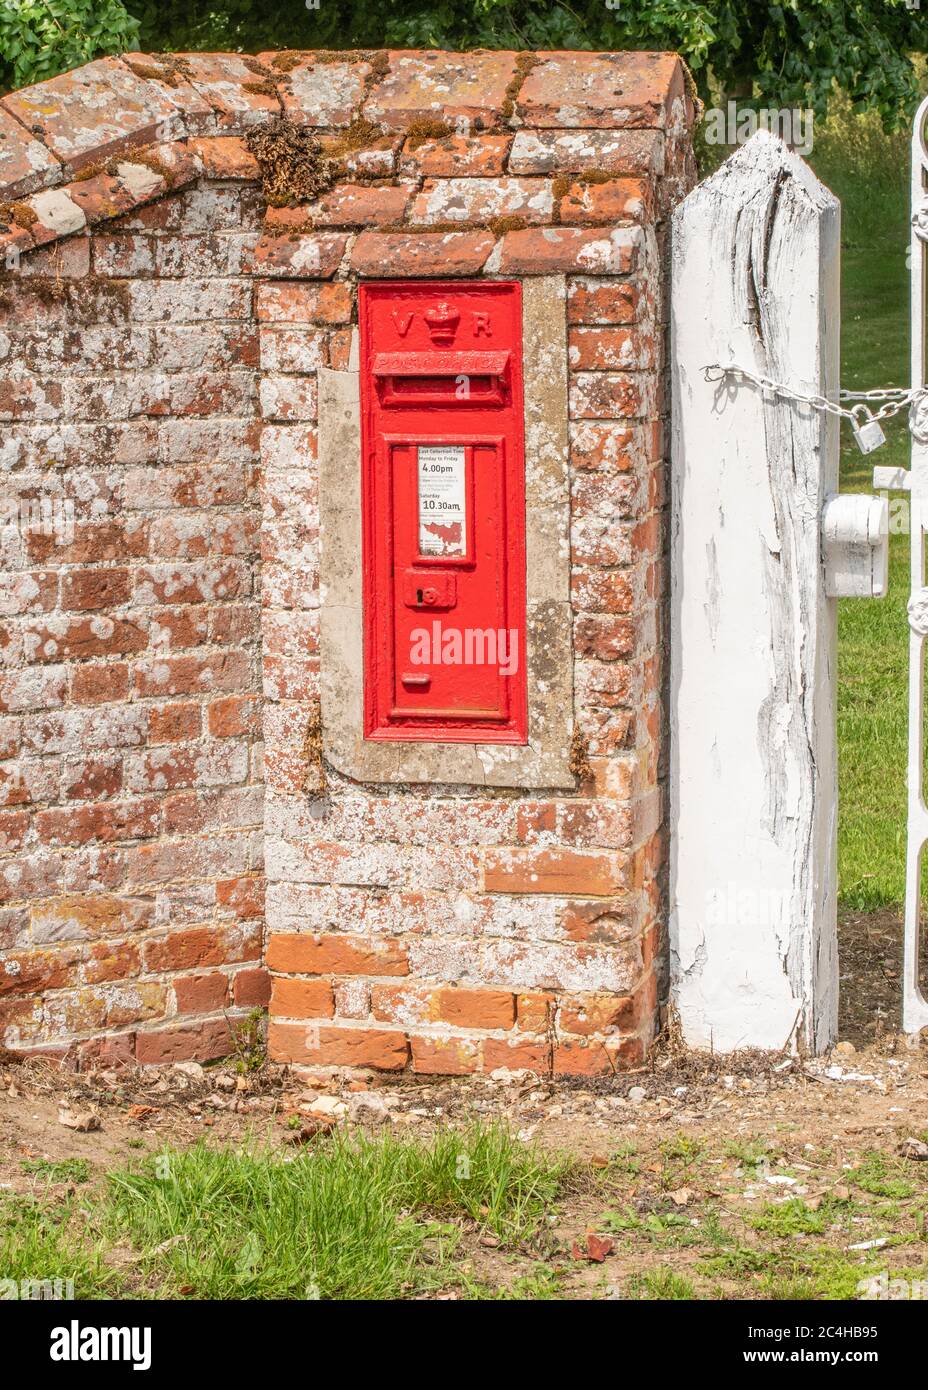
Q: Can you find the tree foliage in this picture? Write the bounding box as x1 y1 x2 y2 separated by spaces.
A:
0 0 926 128
0 0 139 91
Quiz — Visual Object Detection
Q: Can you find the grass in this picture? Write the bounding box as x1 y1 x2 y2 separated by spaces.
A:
0 1125 572 1300
2 1124 927 1300
807 97 914 909
0 1193 117 1296
20 1157 92 1184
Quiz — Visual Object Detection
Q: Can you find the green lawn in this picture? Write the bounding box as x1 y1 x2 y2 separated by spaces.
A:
808 108 914 908
5 1125 928 1300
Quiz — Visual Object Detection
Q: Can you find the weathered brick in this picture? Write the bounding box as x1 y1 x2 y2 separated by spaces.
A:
0 45 686 1074
174 971 230 1013
482 848 631 896
266 933 409 977
399 133 511 177
268 1021 408 1069
232 966 271 1006
560 176 652 225
311 183 411 227
410 1036 481 1075
135 1018 232 1065
351 231 495 277
411 177 553 226
495 226 641 276
509 129 664 177
362 50 518 130
248 234 347 278
517 52 685 129
269 975 335 1018
255 282 352 324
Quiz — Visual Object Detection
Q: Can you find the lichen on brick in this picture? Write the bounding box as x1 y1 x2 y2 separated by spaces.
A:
405 117 452 150
245 118 338 207
304 697 327 795
569 728 593 784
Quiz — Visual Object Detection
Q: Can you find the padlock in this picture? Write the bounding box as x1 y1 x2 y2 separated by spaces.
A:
851 408 886 454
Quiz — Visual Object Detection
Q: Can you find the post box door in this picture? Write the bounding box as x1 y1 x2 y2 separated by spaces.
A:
359 281 527 743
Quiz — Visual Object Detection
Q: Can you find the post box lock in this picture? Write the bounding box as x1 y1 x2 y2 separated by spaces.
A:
402 570 456 610
360 281 528 744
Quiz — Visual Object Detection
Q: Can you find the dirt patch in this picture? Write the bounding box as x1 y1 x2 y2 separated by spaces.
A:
838 908 927 1047
2 1031 928 1299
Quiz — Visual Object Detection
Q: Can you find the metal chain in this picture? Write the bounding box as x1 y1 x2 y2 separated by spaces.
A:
704 363 928 433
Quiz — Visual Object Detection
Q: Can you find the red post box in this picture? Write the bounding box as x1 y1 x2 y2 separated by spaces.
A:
359 281 527 743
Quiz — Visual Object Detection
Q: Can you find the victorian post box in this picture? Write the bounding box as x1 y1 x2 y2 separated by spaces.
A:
359 281 528 743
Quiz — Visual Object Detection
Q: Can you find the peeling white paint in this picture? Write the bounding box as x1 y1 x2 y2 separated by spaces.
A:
670 132 840 1054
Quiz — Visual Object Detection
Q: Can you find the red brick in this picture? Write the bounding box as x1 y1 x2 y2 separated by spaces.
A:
61 567 130 611
363 50 518 130
233 967 271 1006
266 933 409 977
208 694 261 738
85 940 141 984
135 1018 232 1065
35 800 159 847
410 1036 481 1075
483 1038 551 1073
70 662 130 705
567 279 641 327
574 615 637 662
62 754 123 800
269 975 335 1018
174 971 230 1014
255 281 352 324
312 183 410 227
248 234 347 278
552 1040 622 1075
411 177 553 226
216 875 264 920
268 1021 408 1069
189 136 260 179
517 52 685 129
497 226 640 276
509 129 663 177
560 176 652 224
436 988 515 1029
351 231 495 277
399 133 511 176
0 809 29 852
148 702 202 744
482 848 630 896
3 58 183 173
142 927 236 973
516 993 555 1032
134 652 251 698
0 947 81 998
558 900 637 946
558 992 634 1036
24 615 146 663
569 327 651 371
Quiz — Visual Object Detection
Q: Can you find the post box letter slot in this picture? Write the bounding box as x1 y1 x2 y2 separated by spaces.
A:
360 281 527 744
373 351 511 406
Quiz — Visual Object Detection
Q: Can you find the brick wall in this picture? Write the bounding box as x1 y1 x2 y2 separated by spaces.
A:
0 49 695 1070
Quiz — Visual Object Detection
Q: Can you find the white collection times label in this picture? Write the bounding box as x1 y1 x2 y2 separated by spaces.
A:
417 445 466 556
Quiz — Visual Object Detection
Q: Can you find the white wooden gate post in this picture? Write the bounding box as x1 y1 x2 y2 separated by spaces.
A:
670 132 848 1054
